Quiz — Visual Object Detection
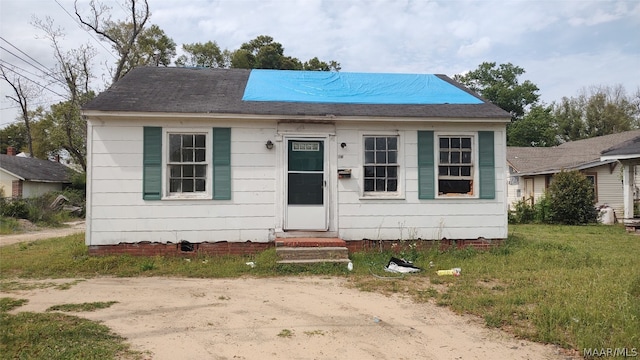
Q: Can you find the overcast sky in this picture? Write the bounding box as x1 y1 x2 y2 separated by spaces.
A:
1 0 639 128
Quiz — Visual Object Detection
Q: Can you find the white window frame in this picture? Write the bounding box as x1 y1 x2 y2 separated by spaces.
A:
162 128 213 200
360 132 404 199
436 132 478 198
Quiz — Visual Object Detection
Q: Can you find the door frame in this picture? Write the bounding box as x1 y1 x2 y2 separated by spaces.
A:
283 136 329 231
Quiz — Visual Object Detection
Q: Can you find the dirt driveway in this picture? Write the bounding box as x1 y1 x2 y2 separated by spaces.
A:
1 227 570 359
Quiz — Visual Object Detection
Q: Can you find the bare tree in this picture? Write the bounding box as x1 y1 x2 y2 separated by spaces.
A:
0 64 40 157
74 0 149 84
32 17 96 170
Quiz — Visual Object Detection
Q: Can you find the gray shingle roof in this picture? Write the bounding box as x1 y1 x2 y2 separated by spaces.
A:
0 155 74 182
601 135 640 157
507 130 640 175
83 67 511 120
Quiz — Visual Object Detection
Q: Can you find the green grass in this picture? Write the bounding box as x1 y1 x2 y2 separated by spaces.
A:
1 225 639 357
47 301 118 312
0 311 142 359
0 217 21 235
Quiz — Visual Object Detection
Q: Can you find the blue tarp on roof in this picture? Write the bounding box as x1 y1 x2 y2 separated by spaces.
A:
242 69 483 105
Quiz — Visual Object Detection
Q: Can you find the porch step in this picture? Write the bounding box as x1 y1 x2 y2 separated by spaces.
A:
276 246 350 264
275 231 339 239
275 237 346 248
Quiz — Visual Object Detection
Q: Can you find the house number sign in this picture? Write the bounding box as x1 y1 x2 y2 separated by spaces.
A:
292 142 320 151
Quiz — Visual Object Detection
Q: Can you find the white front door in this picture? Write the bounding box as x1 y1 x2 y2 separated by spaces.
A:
285 138 327 230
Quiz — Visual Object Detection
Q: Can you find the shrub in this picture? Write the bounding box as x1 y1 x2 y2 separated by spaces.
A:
534 193 553 223
509 199 535 224
547 170 598 225
0 199 29 219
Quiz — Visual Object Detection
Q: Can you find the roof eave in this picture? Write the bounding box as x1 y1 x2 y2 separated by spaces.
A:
82 110 511 123
517 159 618 176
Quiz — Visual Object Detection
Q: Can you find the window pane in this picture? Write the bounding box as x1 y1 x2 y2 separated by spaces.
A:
462 151 471 163
376 151 386 164
183 135 193 147
376 137 386 150
195 135 205 147
387 179 397 191
439 138 449 149
364 166 375 177
450 166 460 176
195 165 206 177
364 179 374 191
365 151 374 164
375 166 386 177
388 151 397 164
461 137 471 148
170 179 181 192
451 151 461 164
169 135 181 162
440 151 449 164
387 137 397 150
183 179 194 192
387 166 397 177
182 149 193 162
438 166 448 176
195 149 206 162
451 138 461 148
376 179 385 191
170 165 181 177
195 179 206 191
182 165 193 177
365 137 375 150
461 166 471 176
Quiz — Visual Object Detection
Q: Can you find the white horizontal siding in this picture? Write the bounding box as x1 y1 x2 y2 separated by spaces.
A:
87 119 508 245
334 122 507 241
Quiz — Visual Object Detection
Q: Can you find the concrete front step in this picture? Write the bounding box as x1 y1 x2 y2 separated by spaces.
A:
276 246 350 264
275 231 339 239
275 237 346 248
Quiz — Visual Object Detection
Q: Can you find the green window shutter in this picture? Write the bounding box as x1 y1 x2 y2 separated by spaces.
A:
212 128 231 200
143 127 162 200
417 131 435 199
478 131 495 199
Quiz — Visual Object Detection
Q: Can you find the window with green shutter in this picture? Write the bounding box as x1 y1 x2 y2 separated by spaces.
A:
418 130 495 199
142 127 231 200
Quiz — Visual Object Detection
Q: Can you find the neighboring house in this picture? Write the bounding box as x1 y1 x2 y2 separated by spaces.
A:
600 135 640 226
507 130 640 220
82 67 511 255
0 147 75 199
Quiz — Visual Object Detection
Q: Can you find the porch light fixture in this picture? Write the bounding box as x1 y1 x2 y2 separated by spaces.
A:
265 140 274 149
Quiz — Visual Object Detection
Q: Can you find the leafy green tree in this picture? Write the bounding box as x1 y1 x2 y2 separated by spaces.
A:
547 170 597 225
0 122 28 154
552 85 639 142
230 35 340 71
303 57 342 71
583 85 637 137
175 41 227 68
128 24 176 68
507 104 559 147
453 62 540 121
553 96 586 142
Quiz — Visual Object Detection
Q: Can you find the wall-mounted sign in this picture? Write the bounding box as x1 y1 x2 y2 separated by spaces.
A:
292 142 320 151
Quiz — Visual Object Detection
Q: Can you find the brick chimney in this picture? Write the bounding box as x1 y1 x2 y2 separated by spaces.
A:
6 146 16 156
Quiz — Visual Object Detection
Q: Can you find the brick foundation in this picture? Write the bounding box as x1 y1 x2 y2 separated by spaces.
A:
88 238 504 257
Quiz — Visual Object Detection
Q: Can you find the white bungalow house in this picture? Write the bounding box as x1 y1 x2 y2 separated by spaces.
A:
82 67 511 255
600 135 640 229
0 148 75 199
507 130 640 221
